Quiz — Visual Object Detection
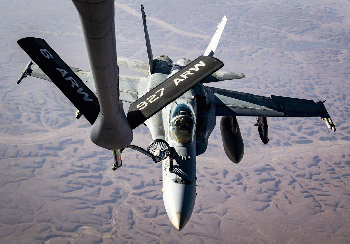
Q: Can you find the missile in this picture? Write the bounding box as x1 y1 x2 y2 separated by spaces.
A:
17 60 33 84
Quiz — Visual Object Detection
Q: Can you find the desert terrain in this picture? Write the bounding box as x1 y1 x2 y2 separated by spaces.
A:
0 0 350 243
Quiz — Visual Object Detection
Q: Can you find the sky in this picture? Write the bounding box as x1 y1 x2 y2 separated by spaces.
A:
1 0 350 243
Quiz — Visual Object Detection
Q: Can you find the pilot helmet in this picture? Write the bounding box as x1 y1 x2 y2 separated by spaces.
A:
169 103 195 144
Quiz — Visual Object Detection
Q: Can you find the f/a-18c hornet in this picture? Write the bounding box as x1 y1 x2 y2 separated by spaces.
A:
17 1 335 230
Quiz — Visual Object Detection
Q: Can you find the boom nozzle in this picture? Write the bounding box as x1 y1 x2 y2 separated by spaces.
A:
72 0 133 150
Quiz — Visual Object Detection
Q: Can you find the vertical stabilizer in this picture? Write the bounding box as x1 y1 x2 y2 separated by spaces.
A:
204 16 227 57
141 4 154 74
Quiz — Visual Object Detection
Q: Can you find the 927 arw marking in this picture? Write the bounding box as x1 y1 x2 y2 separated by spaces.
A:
173 61 206 86
137 88 164 110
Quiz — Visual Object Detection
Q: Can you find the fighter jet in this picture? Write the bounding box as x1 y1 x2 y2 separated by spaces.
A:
17 1 335 230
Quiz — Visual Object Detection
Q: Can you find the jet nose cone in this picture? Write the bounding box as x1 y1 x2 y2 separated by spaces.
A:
163 178 196 230
170 213 189 231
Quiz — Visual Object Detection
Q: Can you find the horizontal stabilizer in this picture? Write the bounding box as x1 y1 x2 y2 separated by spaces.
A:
213 71 245 80
17 37 100 124
202 70 245 83
118 57 149 76
127 55 224 129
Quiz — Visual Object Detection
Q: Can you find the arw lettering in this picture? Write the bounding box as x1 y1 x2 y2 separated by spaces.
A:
56 68 93 102
173 61 206 86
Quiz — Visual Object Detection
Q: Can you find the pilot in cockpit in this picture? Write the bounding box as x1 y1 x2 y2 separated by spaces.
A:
169 103 195 144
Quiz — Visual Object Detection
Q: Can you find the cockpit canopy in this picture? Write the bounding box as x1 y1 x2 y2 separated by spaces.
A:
169 103 195 144
155 55 173 64
175 58 191 67
153 55 173 74
170 58 192 75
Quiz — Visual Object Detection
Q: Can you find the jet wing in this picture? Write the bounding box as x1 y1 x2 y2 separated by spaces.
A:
17 61 146 104
18 37 100 124
118 57 150 76
119 75 149 102
209 86 335 130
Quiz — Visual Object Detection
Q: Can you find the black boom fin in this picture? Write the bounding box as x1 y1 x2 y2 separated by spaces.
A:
17 37 100 124
127 55 224 129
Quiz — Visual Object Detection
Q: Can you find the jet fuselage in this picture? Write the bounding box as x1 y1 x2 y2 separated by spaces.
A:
144 56 215 230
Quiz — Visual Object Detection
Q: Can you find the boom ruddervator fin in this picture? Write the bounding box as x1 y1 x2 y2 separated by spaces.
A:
17 37 100 125
127 55 224 129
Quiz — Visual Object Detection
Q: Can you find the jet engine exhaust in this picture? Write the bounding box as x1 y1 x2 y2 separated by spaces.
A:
220 116 244 164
